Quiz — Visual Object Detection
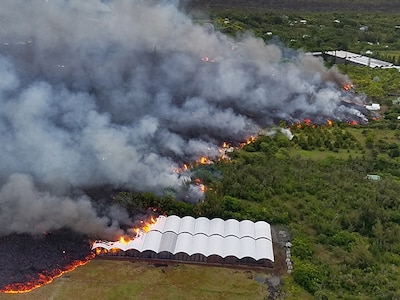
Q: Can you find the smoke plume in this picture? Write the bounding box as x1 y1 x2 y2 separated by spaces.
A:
0 0 364 239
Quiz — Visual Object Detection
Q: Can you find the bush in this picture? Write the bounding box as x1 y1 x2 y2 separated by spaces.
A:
292 236 315 259
292 260 322 294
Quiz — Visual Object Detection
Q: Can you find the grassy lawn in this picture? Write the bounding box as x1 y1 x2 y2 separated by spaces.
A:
0 260 268 300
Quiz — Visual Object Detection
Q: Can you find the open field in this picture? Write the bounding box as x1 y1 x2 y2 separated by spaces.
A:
0 260 269 300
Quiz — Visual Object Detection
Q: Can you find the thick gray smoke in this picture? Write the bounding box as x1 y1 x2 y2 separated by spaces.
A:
0 0 364 239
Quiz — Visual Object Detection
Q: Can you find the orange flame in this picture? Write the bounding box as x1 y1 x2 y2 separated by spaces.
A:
239 135 256 147
348 120 358 126
198 156 212 165
199 184 206 193
193 178 207 193
134 228 140 236
142 216 157 232
246 136 256 144
292 119 336 129
222 142 230 148
92 215 160 258
119 236 130 244
343 84 353 91
174 163 189 174
0 253 95 294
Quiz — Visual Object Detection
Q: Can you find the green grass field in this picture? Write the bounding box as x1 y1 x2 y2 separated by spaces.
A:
0 259 268 300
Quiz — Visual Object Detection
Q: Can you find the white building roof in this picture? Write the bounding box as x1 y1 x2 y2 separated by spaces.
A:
161 215 180 233
207 235 225 256
159 231 178 253
224 219 240 237
142 231 162 252
239 237 257 258
92 215 274 262
175 232 193 254
256 238 274 260
179 216 196 234
323 50 394 68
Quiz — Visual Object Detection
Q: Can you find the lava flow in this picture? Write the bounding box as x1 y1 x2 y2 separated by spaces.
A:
0 215 162 293
0 229 93 294
1 253 94 294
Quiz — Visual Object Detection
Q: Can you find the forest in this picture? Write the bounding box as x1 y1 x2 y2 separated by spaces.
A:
115 9 400 300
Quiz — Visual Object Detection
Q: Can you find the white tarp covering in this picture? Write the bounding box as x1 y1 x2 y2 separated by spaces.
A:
92 215 274 262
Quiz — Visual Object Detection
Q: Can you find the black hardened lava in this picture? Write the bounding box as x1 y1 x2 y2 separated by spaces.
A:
0 229 92 291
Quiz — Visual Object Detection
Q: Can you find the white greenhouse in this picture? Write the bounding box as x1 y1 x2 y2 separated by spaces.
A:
92 215 274 267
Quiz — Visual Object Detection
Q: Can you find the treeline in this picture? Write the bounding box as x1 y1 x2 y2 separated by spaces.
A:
207 11 400 60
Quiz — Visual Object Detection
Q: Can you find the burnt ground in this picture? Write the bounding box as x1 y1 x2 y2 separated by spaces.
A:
0 229 92 291
184 0 400 13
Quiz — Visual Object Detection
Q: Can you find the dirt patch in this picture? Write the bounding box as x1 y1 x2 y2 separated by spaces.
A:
266 275 284 300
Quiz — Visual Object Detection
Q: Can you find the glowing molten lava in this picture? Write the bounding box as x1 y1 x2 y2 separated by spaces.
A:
0 253 94 294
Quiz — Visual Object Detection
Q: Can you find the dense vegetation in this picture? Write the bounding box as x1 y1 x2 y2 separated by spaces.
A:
199 11 400 63
114 8 400 300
